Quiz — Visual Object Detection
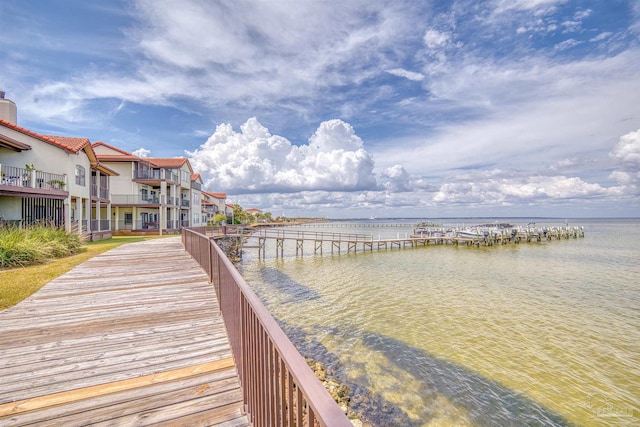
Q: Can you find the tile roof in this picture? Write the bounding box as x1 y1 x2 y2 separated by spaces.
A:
0 119 75 153
214 193 227 199
1 121 118 175
203 191 226 199
42 135 91 153
92 141 133 155
146 157 189 168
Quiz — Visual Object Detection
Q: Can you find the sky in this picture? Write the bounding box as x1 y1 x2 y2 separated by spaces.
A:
1 0 639 218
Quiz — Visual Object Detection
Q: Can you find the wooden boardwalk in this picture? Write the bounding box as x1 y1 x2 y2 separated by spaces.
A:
0 237 250 426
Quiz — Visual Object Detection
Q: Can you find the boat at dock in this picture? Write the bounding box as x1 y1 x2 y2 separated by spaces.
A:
411 222 584 244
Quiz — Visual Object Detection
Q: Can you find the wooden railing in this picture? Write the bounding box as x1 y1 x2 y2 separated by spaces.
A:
182 228 351 427
255 228 373 242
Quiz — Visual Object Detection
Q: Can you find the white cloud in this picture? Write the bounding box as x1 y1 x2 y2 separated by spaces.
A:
590 32 613 42
423 29 451 49
432 175 616 204
574 9 592 20
387 68 425 81
492 0 567 14
554 38 581 50
561 20 582 33
132 147 151 157
187 118 376 193
381 165 412 192
376 49 640 178
610 129 640 166
609 171 634 185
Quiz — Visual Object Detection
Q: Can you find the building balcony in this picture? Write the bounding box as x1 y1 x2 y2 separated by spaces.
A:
202 205 218 214
134 168 180 184
113 219 181 230
90 219 111 232
90 184 110 200
111 194 162 206
0 164 68 198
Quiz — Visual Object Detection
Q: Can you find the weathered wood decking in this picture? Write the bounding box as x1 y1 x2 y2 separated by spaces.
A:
0 237 250 426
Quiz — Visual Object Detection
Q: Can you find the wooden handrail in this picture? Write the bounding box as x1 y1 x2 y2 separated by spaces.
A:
182 228 352 427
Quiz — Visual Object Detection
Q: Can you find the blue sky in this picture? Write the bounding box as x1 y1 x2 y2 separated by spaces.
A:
1 0 639 218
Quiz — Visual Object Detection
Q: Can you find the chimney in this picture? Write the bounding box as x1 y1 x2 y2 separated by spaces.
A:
0 90 18 124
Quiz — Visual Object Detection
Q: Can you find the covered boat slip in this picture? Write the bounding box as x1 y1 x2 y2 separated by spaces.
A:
0 237 250 426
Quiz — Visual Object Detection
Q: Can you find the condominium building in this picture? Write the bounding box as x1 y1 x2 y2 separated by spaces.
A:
0 92 116 240
0 91 220 238
93 142 204 235
201 191 229 224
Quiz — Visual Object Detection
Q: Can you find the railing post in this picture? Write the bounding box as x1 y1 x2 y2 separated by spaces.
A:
208 236 214 284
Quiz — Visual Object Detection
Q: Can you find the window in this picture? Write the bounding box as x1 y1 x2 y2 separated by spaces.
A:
181 170 190 183
75 165 86 186
124 213 133 225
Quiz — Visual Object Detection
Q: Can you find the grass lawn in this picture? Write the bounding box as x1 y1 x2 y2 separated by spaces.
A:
0 235 171 311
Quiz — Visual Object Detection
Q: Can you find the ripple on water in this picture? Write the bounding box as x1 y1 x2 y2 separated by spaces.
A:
239 220 640 426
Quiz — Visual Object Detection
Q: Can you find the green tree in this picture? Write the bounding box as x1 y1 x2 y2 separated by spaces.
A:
211 213 227 225
232 204 250 224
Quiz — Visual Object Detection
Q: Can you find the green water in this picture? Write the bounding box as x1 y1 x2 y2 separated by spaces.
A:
239 219 640 426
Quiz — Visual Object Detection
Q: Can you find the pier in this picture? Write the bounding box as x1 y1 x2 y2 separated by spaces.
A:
245 225 585 259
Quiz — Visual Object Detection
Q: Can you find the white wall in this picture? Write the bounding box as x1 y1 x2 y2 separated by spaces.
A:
0 126 92 200
0 197 21 220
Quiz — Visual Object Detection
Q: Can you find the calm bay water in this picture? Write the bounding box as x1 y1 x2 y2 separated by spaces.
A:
238 218 640 426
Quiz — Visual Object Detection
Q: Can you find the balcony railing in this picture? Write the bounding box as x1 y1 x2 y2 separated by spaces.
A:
181 199 190 208
90 219 111 232
114 220 160 230
111 195 161 205
90 184 110 199
167 196 181 206
182 228 351 427
203 205 219 214
134 169 162 180
134 168 180 183
1 164 67 191
191 181 202 191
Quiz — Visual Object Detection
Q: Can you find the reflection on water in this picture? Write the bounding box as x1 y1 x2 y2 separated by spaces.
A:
239 219 640 426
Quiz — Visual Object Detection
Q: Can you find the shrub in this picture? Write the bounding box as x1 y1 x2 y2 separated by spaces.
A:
0 225 84 268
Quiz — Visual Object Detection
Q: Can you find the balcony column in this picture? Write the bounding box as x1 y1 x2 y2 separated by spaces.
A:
95 170 101 199
95 199 101 231
76 198 84 233
85 198 91 232
114 206 119 231
159 180 167 236
64 196 71 233
133 206 137 230
107 203 112 232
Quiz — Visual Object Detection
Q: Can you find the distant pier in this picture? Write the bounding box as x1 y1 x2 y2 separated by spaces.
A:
243 225 585 259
